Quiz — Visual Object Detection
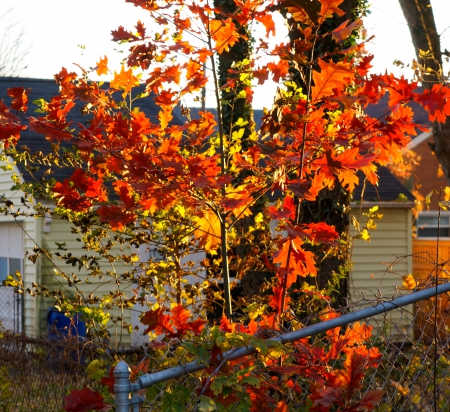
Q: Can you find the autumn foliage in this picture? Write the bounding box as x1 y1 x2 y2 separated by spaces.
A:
2 0 450 410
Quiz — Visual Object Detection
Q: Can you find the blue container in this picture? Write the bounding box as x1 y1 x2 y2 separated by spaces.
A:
47 307 86 338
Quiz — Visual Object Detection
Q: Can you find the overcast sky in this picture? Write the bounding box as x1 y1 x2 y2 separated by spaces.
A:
1 0 449 109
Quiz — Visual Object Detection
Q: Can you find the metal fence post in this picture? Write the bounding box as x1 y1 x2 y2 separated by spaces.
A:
114 360 132 412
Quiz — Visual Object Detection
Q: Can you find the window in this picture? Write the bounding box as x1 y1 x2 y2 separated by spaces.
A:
417 213 450 238
0 223 23 282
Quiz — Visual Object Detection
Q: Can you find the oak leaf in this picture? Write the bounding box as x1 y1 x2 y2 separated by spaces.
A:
96 56 108 76
194 210 221 251
63 387 111 412
210 18 240 54
110 65 140 98
311 59 355 102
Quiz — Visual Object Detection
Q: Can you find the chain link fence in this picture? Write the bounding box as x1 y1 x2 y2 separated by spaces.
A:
1 282 450 411
0 332 95 412
114 281 450 412
0 286 23 333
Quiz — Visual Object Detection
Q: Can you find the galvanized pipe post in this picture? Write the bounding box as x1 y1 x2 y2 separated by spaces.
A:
114 360 132 412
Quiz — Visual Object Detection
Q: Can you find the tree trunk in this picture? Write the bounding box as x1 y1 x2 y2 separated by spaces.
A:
398 0 450 182
286 0 365 309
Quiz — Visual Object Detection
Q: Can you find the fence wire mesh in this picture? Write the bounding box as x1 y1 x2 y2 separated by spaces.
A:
0 282 449 411
121 281 450 412
0 286 23 333
0 332 97 412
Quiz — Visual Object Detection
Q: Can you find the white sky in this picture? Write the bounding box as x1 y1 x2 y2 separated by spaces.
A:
1 0 449 109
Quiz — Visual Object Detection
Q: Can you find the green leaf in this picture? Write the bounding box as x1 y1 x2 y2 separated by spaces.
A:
86 359 106 380
241 376 260 387
198 395 217 412
181 342 210 363
250 337 268 355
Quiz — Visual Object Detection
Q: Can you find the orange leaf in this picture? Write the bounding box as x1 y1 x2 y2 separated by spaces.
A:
331 18 363 44
311 59 355 102
171 304 191 330
110 65 140 98
273 237 317 281
255 14 276 37
210 18 240 54
319 0 345 20
194 210 221 251
96 56 108 76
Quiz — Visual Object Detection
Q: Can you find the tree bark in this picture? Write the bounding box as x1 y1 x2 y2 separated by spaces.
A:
398 0 450 182
286 0 364 309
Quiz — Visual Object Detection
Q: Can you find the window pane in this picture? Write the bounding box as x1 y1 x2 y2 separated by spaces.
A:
0 257 7 282
418 227 450 238
9 258 21 275
418 215 448 226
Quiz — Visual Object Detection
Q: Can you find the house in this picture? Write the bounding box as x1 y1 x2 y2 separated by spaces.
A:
0 77 186 346
364 92 450 284
0 77 418 346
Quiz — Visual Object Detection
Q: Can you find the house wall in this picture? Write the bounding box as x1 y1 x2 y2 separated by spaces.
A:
0 157 39 335
39 216 138 347
350 205 413 338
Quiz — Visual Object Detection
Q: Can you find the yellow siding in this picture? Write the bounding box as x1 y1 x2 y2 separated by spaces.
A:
40 216 136 347
0 158 39 335
350 207 413 338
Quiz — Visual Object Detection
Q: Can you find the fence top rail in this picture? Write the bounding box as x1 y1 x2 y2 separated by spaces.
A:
133 282 450 391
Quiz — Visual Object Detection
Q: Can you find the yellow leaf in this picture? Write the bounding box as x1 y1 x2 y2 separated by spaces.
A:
194 210 221 251
359 229 370 242
425 190 434 210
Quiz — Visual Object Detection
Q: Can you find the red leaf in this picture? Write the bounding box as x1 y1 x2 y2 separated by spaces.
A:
63 387 111 412
269 285 291 312
7 87 30 112
100 367 115 394
171 304 191 330
267 60 290 83
111 26 137 42
354 389 386 410
285 222 339 245
140 307 174 335
97 205 137 231
337 351 366 402
219 314 235 332
414 84 450 123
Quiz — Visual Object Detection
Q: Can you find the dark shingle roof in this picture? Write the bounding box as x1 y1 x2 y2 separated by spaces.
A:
0 77 184 184
364 87 431 129
353 166 415 202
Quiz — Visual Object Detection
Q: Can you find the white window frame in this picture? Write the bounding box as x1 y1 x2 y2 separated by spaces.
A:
416 211 450 239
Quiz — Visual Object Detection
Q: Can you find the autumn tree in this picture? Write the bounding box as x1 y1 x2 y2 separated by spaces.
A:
398 0 450 181
267 0 369 310
2 0 450 408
